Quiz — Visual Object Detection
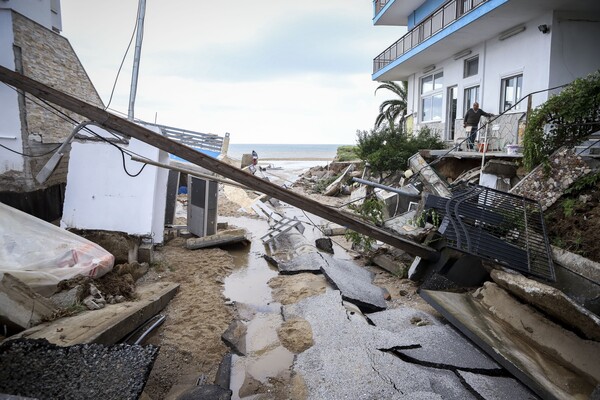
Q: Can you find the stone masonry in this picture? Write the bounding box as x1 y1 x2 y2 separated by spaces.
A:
2 11 104 192
510 148 592 210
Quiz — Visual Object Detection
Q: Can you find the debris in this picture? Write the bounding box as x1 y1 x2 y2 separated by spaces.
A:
323 164 355 196
315 237 334 254
186 228 249 249
0 273 57 329
421 286 600 400
10 282 179 346
490 269 600 341
222 319 247 356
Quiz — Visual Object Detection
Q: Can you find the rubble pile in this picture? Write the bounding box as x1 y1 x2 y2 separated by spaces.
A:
511 148 593 210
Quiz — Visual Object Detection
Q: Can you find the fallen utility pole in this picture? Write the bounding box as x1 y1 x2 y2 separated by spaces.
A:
0 66 438 260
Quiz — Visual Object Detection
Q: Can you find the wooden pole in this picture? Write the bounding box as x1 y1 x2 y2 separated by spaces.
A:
0 66 438 260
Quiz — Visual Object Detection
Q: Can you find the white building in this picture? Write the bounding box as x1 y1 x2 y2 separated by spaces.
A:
0 0 103 220
372 0 600 148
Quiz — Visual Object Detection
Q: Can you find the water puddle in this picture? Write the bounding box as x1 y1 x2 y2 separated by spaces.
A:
221 197 353 399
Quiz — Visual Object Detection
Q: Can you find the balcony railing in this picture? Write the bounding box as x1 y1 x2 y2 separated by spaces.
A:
374 0 391 15
373 0 487 74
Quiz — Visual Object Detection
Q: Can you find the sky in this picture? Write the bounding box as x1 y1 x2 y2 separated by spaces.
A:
60 1 404 145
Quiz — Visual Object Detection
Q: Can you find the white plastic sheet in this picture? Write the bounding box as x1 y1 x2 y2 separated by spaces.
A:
0 202 114 296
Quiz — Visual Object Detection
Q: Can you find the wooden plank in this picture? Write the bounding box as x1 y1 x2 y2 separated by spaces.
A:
0 66 438 261
7 282 179 346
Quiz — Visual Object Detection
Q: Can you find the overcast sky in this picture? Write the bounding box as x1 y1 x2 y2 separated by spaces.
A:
60 1 403 145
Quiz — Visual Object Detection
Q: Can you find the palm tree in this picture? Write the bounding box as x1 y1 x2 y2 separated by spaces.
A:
374 81 408 130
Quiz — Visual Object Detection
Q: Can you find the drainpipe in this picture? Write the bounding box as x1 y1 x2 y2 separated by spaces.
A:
128 0 146 121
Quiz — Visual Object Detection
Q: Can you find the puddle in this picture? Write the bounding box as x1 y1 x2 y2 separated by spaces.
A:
220 196 353 399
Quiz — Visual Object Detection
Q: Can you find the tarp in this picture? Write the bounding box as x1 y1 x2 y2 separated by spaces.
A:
0 202 114 296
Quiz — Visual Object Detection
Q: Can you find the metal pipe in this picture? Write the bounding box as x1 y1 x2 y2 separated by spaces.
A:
352 177 420 197
134 314 166 345
128 0 146 120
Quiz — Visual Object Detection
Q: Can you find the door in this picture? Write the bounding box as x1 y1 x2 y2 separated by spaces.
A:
446 86 458 140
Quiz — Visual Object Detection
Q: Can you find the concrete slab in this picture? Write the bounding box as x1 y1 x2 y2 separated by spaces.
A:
185 229 249 250
421 288 600 400
458 371 538 400
7 282 179 346
284 290 477 399
273 252 327 274
0 273 57 329
370 309 500 370
320 256 387 312
491 269 600 342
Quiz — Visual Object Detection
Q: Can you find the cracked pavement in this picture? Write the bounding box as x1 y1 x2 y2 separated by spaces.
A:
284 290 538 399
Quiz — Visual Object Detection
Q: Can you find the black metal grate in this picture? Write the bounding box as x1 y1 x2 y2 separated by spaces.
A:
425 184 555 281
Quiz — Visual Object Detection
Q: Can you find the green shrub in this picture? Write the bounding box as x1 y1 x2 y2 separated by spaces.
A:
523 70 600 170
336 145 359 161
355 125 444 179
345 196 384 252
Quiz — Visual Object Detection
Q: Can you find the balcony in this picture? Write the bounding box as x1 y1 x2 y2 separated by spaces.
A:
373 0 488 74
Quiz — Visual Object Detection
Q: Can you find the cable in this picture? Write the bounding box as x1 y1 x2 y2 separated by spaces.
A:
2 81 148 177
0 141 60 157
104 8 140 111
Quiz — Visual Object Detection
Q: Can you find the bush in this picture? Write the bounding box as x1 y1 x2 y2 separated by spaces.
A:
336 145 359 161
355 125 444 179
523 70 600 170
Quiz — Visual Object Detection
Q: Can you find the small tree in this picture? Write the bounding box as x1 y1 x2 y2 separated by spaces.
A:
356 125 444 180
523 70 600 170
374 81 408 130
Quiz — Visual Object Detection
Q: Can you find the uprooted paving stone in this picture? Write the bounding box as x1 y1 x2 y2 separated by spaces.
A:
0 338 158 400
284 290 536 399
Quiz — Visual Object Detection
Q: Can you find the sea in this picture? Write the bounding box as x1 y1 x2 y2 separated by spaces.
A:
226 143 343 161
225 143 346 181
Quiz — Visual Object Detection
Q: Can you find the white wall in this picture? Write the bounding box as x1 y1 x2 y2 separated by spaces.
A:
0 10 24 176
61 125 169 244
407 11 559 137
0 0 59 31
482 12 554 113
549 11 600 88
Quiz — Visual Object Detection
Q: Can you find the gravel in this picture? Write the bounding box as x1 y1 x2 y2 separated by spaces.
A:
0 338 159 400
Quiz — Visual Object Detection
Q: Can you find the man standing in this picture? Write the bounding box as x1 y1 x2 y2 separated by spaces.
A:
463 102 493 150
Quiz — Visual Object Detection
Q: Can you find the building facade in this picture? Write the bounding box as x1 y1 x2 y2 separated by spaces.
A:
0 0 103 220
372 0 600 148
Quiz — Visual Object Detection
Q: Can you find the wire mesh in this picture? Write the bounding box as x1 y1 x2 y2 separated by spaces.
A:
425 183 555 281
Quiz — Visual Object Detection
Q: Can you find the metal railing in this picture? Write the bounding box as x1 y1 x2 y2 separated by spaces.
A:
374 0 391 15
373 0 487 74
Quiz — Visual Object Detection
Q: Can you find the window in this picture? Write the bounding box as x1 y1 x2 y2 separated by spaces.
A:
464 56 479 78
464 85 479 115
421 71 443 122
501 74 523 111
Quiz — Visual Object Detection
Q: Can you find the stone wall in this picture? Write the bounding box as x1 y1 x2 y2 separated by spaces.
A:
510 148 592 210
4 11 103 192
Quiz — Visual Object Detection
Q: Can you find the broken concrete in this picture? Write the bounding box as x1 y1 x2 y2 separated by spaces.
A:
8 282 179 346
315 237 334 254
221 319 247 356
269 252 327 274
421 286 600 400
491 269 600 342
285 290 530 399
0 273 57 330
323 164 354 196
457 371 538 399
185 228 249 249
370 252 409 278
320 256 387 312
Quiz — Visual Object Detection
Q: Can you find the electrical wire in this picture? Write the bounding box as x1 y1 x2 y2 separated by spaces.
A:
1 81 148 177
104 8 140 111
0 141 60 157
